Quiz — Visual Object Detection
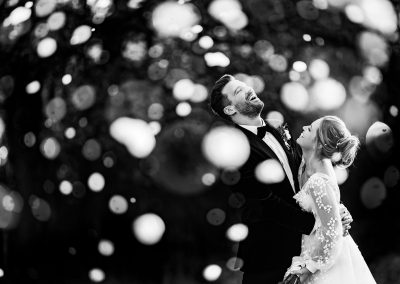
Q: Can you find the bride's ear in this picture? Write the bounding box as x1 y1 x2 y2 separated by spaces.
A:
314 139 322 151
223 105 236 116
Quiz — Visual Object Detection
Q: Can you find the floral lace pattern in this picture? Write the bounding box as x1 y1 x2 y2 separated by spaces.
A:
290 173 343 283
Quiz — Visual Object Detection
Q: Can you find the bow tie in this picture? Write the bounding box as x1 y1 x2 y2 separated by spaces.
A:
257 125 269 138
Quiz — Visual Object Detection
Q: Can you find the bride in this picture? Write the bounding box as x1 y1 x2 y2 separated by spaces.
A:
283 116 376 284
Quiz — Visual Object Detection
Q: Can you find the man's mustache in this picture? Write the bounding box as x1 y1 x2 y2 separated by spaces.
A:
246 91 256 100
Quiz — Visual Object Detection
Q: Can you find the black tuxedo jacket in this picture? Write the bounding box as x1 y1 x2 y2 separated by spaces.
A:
232 121 315 273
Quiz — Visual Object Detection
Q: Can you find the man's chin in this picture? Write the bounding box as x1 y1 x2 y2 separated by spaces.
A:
255 102 264 113
236 101 264 117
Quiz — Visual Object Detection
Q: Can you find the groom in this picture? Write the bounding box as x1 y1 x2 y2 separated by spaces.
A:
210 74 352 283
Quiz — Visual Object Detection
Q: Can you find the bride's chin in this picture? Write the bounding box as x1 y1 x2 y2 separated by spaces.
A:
296 139 305 150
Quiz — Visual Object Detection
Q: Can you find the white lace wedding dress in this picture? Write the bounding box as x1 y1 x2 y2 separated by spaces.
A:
286 170 377 284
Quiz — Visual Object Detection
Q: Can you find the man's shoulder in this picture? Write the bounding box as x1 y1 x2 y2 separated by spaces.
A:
234 123 253 136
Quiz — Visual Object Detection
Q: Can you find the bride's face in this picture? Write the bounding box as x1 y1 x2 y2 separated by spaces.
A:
297 119 322 150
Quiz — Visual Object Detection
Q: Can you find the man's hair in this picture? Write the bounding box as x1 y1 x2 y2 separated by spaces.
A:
210 74 235 121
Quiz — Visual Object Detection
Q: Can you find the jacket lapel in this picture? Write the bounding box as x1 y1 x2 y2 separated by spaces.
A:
262 121 301 193
235 122 301 193
263 122 291 156
235 125 280 162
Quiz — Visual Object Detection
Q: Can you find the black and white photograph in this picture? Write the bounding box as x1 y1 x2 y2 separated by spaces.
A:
0 0 399 283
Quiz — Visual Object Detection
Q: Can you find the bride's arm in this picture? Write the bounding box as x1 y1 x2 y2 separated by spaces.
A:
304 176 343 273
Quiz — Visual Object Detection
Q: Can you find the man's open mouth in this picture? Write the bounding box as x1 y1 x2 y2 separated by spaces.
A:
247 93 257 101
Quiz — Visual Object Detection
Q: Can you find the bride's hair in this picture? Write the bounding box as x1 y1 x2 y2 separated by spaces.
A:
316 116 360 168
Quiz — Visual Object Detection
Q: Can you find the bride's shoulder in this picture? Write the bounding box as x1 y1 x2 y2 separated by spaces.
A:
306 173 328 187
306 172 336 190
307 172 340 198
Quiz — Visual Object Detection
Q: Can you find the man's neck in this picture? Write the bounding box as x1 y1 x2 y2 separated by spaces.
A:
233 115 263 127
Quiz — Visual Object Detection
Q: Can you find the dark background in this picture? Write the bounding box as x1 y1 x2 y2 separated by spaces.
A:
0 0 399 283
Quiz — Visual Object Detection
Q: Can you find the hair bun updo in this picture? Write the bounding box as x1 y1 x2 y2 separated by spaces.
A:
335 135 360 168
316 116 360 169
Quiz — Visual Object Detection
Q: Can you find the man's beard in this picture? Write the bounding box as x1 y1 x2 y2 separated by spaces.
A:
235 100 264 118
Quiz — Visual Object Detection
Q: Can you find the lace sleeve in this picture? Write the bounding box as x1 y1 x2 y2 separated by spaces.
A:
305 175 343 273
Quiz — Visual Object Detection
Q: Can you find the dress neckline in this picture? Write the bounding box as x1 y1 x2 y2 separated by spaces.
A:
297 171 341 204
298 158 337 191
300 172 332 191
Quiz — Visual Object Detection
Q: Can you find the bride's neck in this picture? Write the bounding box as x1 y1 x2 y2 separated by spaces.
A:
302 150 324 176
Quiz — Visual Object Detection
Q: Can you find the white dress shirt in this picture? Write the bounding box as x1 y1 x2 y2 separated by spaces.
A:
240 119 296 193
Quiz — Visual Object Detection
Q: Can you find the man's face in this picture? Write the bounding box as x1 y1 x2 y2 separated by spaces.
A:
221 79 264 118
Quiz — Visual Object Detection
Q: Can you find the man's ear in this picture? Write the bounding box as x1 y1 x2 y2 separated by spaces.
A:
223 105 236 116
